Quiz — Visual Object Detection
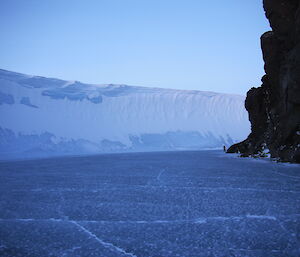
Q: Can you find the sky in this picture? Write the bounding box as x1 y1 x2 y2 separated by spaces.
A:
0 0 270 95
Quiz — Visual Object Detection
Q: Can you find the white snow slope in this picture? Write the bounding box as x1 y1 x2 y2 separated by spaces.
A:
0 69 250 159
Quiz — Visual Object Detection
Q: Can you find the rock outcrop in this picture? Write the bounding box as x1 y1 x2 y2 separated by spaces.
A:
227 0 300 163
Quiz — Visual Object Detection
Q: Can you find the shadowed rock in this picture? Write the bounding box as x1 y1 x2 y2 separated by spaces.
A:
228 0 300 163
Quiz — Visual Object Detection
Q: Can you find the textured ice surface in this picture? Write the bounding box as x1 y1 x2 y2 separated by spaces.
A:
20 97 38 108
0 69 250 159
0 150 299 257
0 91 14 105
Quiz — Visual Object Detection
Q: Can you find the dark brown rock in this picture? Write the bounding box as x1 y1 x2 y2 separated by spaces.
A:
227 0 300 163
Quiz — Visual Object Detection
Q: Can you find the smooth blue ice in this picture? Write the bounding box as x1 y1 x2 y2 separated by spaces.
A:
0 150 299 257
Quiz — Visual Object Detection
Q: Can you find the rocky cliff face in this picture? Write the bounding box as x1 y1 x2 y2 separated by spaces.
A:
227 0 300 163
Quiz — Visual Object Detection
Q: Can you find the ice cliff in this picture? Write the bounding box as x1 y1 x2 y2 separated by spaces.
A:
0 69 250 159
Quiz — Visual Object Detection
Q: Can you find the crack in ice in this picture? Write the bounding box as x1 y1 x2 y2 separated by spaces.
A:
271 166 300 180
273 172 300 180
156 169 165 186
1 214 299 225
60 246 81 257
229 248 281 253
245 215 277 220
70 221 137 257
7 186 300 194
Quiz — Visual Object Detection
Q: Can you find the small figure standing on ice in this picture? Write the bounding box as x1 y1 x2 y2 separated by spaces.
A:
223 145 227 152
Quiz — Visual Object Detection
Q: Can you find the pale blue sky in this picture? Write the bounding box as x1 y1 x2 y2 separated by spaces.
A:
0 0 270 95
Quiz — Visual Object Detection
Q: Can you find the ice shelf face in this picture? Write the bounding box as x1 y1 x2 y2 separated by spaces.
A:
0 69 250 159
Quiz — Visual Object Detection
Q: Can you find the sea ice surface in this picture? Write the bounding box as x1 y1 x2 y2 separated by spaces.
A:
0 150 299 257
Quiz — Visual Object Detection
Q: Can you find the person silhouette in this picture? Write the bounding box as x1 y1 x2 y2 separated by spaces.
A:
223 145 227 152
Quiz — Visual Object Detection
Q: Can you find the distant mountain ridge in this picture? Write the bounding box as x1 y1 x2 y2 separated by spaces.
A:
0 69 250 159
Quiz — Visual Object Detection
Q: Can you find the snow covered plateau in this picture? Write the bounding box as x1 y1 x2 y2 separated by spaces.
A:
0 69 250 159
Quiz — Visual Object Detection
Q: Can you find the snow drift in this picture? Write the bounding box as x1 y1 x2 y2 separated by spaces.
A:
0 69 250 159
